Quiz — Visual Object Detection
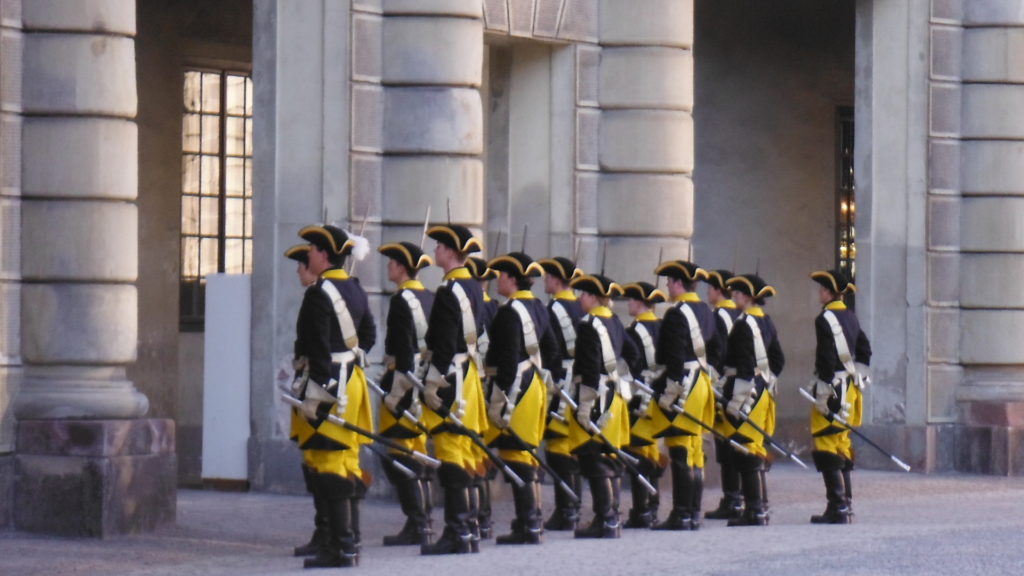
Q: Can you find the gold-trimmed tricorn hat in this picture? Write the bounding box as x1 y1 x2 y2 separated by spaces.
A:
810 268 856 295
465 256 497 280
538 257 583 282
654 260 706 282
726 274 777 300
299 224 354 256
702 269 734 292
284 244 311 264
621 281 667 304
570 273 624 298
378 241 432 271
426 224 483 254
487 252 544 279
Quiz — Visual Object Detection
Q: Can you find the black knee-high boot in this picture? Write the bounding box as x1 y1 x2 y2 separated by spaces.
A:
811 451 851 524
496 464 543 545
842 457 854 519
728 453 768 527
304 474 358 568
421 464 473 555
544 452 580 530
295 465 329 557
653 447 692 530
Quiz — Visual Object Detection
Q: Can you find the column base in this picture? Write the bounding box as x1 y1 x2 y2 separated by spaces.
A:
14 419 176 537
956 400 1024 475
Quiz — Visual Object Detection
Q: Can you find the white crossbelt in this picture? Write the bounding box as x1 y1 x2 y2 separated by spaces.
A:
632 321 656 369
717 307 735 334
823 310 857 376
552 300 577 357
319 280 360 353
743 314 772 388
677 302 708 372
400 289 430 355
588 315 626 408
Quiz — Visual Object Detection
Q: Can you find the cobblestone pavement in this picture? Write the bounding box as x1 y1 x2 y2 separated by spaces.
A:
3 465 1024 575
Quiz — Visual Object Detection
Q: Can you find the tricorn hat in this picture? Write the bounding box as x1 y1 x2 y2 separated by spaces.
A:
622 281 667 304
465 256 497 280
655 260 706 282
299 224 354 256
488 252 544 279
427 224 483 254
810 269 856 295
538 257 583 282
284 244 311 264
378 241 432 271
570 273 624 298
703 269 734 292
727 274 777 300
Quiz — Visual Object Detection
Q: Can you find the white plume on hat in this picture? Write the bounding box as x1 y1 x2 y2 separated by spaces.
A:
347 230 370 262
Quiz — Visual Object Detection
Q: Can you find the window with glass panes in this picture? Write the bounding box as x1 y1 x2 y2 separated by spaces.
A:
836 106 855 305
180 69 253 331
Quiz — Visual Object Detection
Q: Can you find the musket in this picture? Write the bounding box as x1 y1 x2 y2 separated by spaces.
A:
712 389 809 469
654 247 664 289
521 224 528 253
627 376 750 456
419 205 432 249
280 393 441 469
365 376 431 436
798 388 911 472
558 388 658 496
499 425 580 503
365 441 417 479
402 371 526 488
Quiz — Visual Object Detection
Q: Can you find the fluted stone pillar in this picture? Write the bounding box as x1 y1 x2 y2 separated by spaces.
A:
597 0 692 280
955 0 1024 473
12 0 174 536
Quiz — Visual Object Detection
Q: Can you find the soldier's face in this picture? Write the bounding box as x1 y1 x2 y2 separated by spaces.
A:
297 262 316 287
734 291 752 311
579 292 596 313
627 299 644 317
497 271 516 297
818 285 835 305
544 274 561 295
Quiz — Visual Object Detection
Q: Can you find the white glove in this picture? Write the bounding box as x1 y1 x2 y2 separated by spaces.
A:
384 371 415 415
422 364 448 412
576 385 598 430
488 386 511 429
658 379 685 412
641 366 665 384
809 379 834 416
300 379 341 420
707 366 721 384
635 389 653 418
596 405 613 430
726 378 756 418
854 362 872 389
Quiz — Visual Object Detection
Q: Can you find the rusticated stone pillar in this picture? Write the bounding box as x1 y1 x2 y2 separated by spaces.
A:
955 0 1024 474
13 0 174 536
597 0 692 279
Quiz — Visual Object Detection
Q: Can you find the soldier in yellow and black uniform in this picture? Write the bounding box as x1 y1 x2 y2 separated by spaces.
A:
567 274 639 539
377 242 435 546
464 255 499 540
805 269 871 524
620 281 668 529
420 224 490 555
537 256 585 530
483 252 559 544
721 274 784 527
702 269 745 521
644 261 719 531
292 224 377 568
284 244 325 559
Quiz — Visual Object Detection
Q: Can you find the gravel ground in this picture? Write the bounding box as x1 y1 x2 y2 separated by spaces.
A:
3 465 1024 575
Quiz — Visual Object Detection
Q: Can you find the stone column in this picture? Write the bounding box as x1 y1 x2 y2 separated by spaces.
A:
955 0 1024 474
375 0 483 279
13 0 174 535
596 0 692 280
0 0 22 529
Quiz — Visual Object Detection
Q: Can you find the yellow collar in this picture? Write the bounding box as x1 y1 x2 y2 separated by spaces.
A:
483 292 492 303
511 290 535 300
717 299 737 310
444 267 472 281
399 279 425 291
555 290 576 301
322 269 349 280
637 311 658 322
590 306 613 318
746 306 765 318
674 292 700 303
825 301 847 311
